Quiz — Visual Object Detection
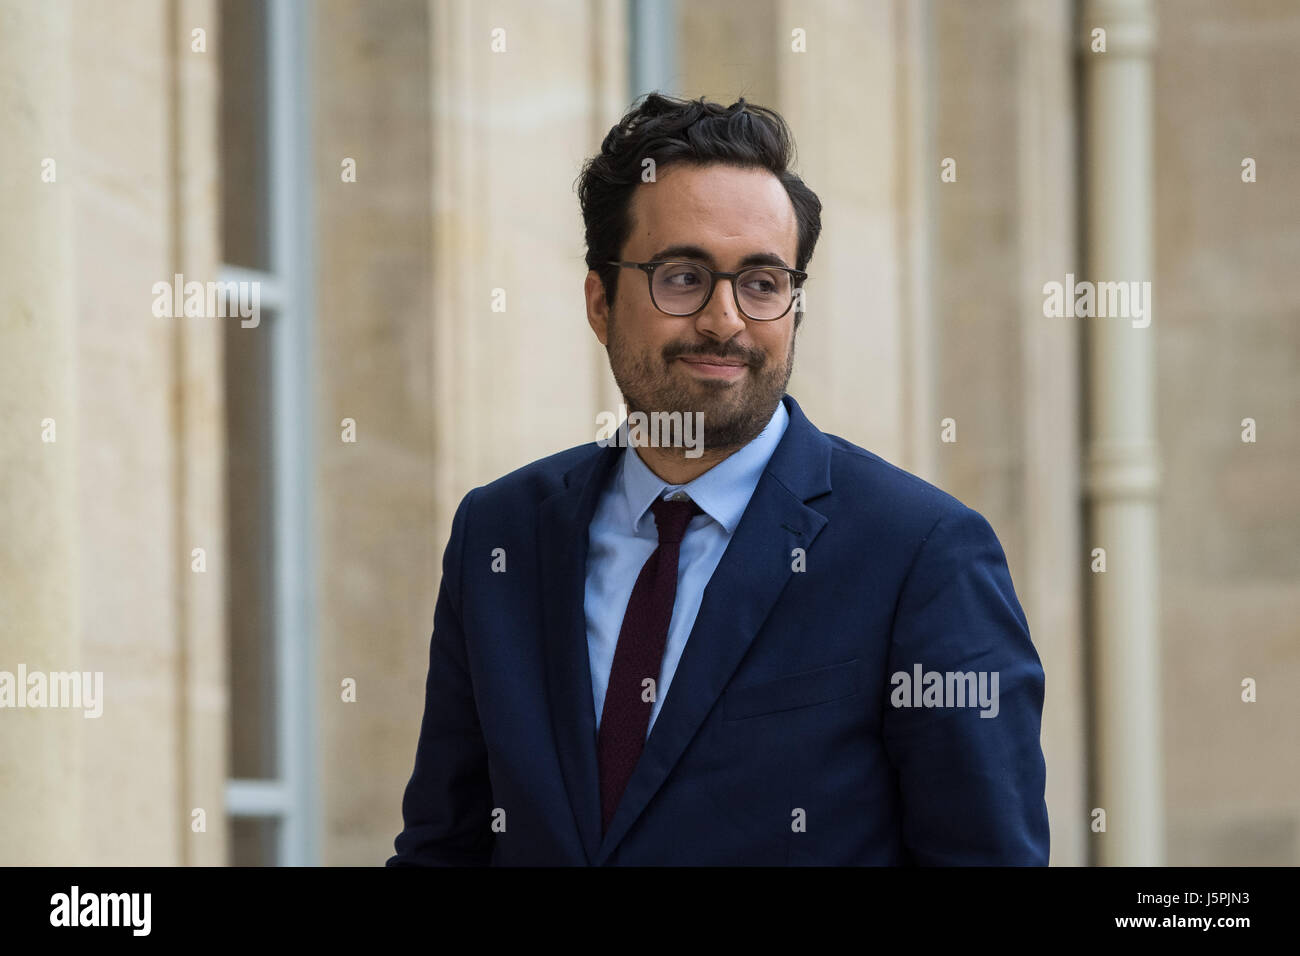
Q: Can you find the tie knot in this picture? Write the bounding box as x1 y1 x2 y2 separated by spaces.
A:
649 496 702 545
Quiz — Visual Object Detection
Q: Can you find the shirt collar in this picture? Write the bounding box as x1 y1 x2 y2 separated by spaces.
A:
617 398 790 537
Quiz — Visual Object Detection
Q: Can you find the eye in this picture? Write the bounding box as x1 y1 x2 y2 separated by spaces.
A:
741 271 781 295
659 264 705 288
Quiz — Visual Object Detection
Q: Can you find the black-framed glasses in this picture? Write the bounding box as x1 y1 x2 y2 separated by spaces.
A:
607 259 807 321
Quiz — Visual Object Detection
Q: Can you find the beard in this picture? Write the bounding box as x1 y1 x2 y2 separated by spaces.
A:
604 309 795 454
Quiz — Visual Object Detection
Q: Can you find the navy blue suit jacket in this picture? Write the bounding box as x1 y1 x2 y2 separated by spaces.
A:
388 394 1049 865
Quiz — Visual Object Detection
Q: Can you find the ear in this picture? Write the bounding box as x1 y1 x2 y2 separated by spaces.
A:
584 270 611 346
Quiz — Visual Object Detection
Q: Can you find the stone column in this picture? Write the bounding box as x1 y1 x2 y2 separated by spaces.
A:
773 0 908 460
172 0 228 867
0 0 81 865
1017 0 1087 867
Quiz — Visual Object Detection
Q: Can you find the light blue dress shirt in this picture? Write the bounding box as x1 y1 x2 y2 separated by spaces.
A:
584 399 790 736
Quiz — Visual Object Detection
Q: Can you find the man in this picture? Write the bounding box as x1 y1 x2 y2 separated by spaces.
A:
388 94 1049 866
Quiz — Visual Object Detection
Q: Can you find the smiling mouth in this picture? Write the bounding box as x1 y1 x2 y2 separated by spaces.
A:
677 356 748 379
678 355 746 367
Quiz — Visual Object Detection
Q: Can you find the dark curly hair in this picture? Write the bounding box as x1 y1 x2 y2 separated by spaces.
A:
577 93 822 328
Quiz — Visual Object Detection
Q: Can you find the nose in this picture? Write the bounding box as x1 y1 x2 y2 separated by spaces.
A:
693 276 747 342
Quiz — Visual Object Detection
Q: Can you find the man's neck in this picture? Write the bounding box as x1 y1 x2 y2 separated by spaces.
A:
627 398 785 485
632 444 736 486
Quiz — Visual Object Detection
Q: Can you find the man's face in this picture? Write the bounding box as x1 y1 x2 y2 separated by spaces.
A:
585 163 800 453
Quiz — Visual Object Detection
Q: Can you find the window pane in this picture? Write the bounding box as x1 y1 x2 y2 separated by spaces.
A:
225 308 277 779
230 817 279 866
220 0 270 270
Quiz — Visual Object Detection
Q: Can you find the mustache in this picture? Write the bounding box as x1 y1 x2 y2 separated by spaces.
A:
663 342 764 366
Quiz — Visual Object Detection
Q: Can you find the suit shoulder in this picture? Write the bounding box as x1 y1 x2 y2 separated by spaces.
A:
466 440 606 509
821 432 985 535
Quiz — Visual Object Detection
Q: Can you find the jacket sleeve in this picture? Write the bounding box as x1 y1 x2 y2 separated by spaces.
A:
387 488 495 866
881 505 1050 865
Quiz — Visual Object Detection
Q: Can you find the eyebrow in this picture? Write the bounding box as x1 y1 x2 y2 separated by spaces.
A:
647 244 792 270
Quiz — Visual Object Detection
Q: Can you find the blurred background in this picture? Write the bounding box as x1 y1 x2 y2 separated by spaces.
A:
0 0 1296 866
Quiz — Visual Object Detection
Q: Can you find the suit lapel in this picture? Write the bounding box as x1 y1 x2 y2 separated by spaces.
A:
593 394 833 864
539 442 620 865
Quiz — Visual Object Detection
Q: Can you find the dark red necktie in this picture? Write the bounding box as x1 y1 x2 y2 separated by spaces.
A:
597 495 703 834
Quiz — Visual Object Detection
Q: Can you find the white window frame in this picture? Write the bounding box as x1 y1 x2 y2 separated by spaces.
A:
630 0 678 97
222 0 319 867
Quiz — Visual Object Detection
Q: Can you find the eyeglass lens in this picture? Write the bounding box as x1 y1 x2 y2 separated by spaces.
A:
651 262 794 319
